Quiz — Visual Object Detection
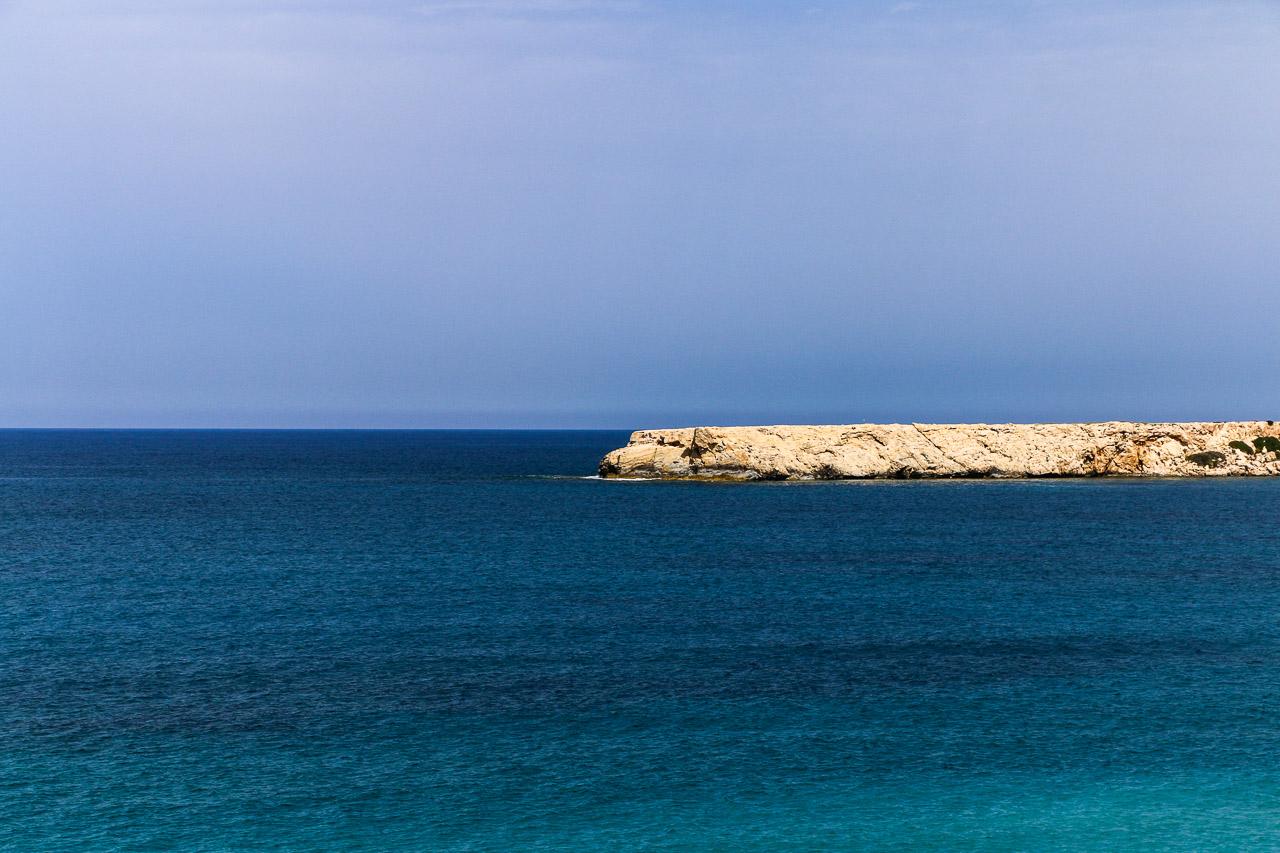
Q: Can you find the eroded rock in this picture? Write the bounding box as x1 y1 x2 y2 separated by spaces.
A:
598 422 1280 480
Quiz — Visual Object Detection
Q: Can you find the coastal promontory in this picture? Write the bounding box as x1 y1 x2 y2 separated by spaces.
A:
599 422 1280 480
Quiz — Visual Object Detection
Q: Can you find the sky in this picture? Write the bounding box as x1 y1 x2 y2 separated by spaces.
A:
2 0 1279 428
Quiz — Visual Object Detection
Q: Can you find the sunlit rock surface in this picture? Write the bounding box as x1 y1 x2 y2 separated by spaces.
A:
599 422 1280 480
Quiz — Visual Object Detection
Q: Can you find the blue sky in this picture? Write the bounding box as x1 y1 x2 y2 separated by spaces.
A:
2 0 1278 427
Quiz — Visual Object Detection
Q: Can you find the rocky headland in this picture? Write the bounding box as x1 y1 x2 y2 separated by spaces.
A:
599 422 1280 480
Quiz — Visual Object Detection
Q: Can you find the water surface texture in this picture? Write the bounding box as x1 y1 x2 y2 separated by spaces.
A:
3 430 1280 850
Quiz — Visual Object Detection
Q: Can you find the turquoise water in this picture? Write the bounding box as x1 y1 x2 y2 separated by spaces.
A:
4 430 1280 851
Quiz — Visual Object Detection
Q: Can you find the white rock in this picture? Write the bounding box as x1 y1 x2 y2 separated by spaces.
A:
598 422 1280 479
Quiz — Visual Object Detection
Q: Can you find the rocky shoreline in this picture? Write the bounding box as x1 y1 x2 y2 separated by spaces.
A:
599 422 1280 480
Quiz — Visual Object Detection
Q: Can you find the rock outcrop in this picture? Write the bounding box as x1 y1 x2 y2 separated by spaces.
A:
599 422 1280 480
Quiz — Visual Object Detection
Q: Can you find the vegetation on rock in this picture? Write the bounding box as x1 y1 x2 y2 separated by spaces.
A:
1186 451 1226 468
1253 436 1280 454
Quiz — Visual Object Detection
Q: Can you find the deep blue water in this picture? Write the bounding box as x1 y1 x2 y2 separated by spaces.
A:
4 430 1280 851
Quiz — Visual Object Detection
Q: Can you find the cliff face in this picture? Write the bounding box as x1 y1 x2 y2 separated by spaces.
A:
599 422 1280 480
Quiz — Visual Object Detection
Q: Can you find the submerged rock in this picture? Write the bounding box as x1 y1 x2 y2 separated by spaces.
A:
598 422 1280 480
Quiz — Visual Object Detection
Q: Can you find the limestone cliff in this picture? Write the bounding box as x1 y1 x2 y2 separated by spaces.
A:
599 422 1280 480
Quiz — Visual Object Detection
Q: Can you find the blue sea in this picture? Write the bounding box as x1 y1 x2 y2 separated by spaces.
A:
4 430 1280 851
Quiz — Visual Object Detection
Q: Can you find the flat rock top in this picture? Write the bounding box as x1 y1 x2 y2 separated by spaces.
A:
599 421 1280 480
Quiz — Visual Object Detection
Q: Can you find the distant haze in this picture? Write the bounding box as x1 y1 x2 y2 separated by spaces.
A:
3 1 1278 428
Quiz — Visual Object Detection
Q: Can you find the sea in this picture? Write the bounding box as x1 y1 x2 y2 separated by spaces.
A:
4 429 1280 851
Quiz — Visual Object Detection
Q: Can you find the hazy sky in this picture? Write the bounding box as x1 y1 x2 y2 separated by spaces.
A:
3 0 1279 427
